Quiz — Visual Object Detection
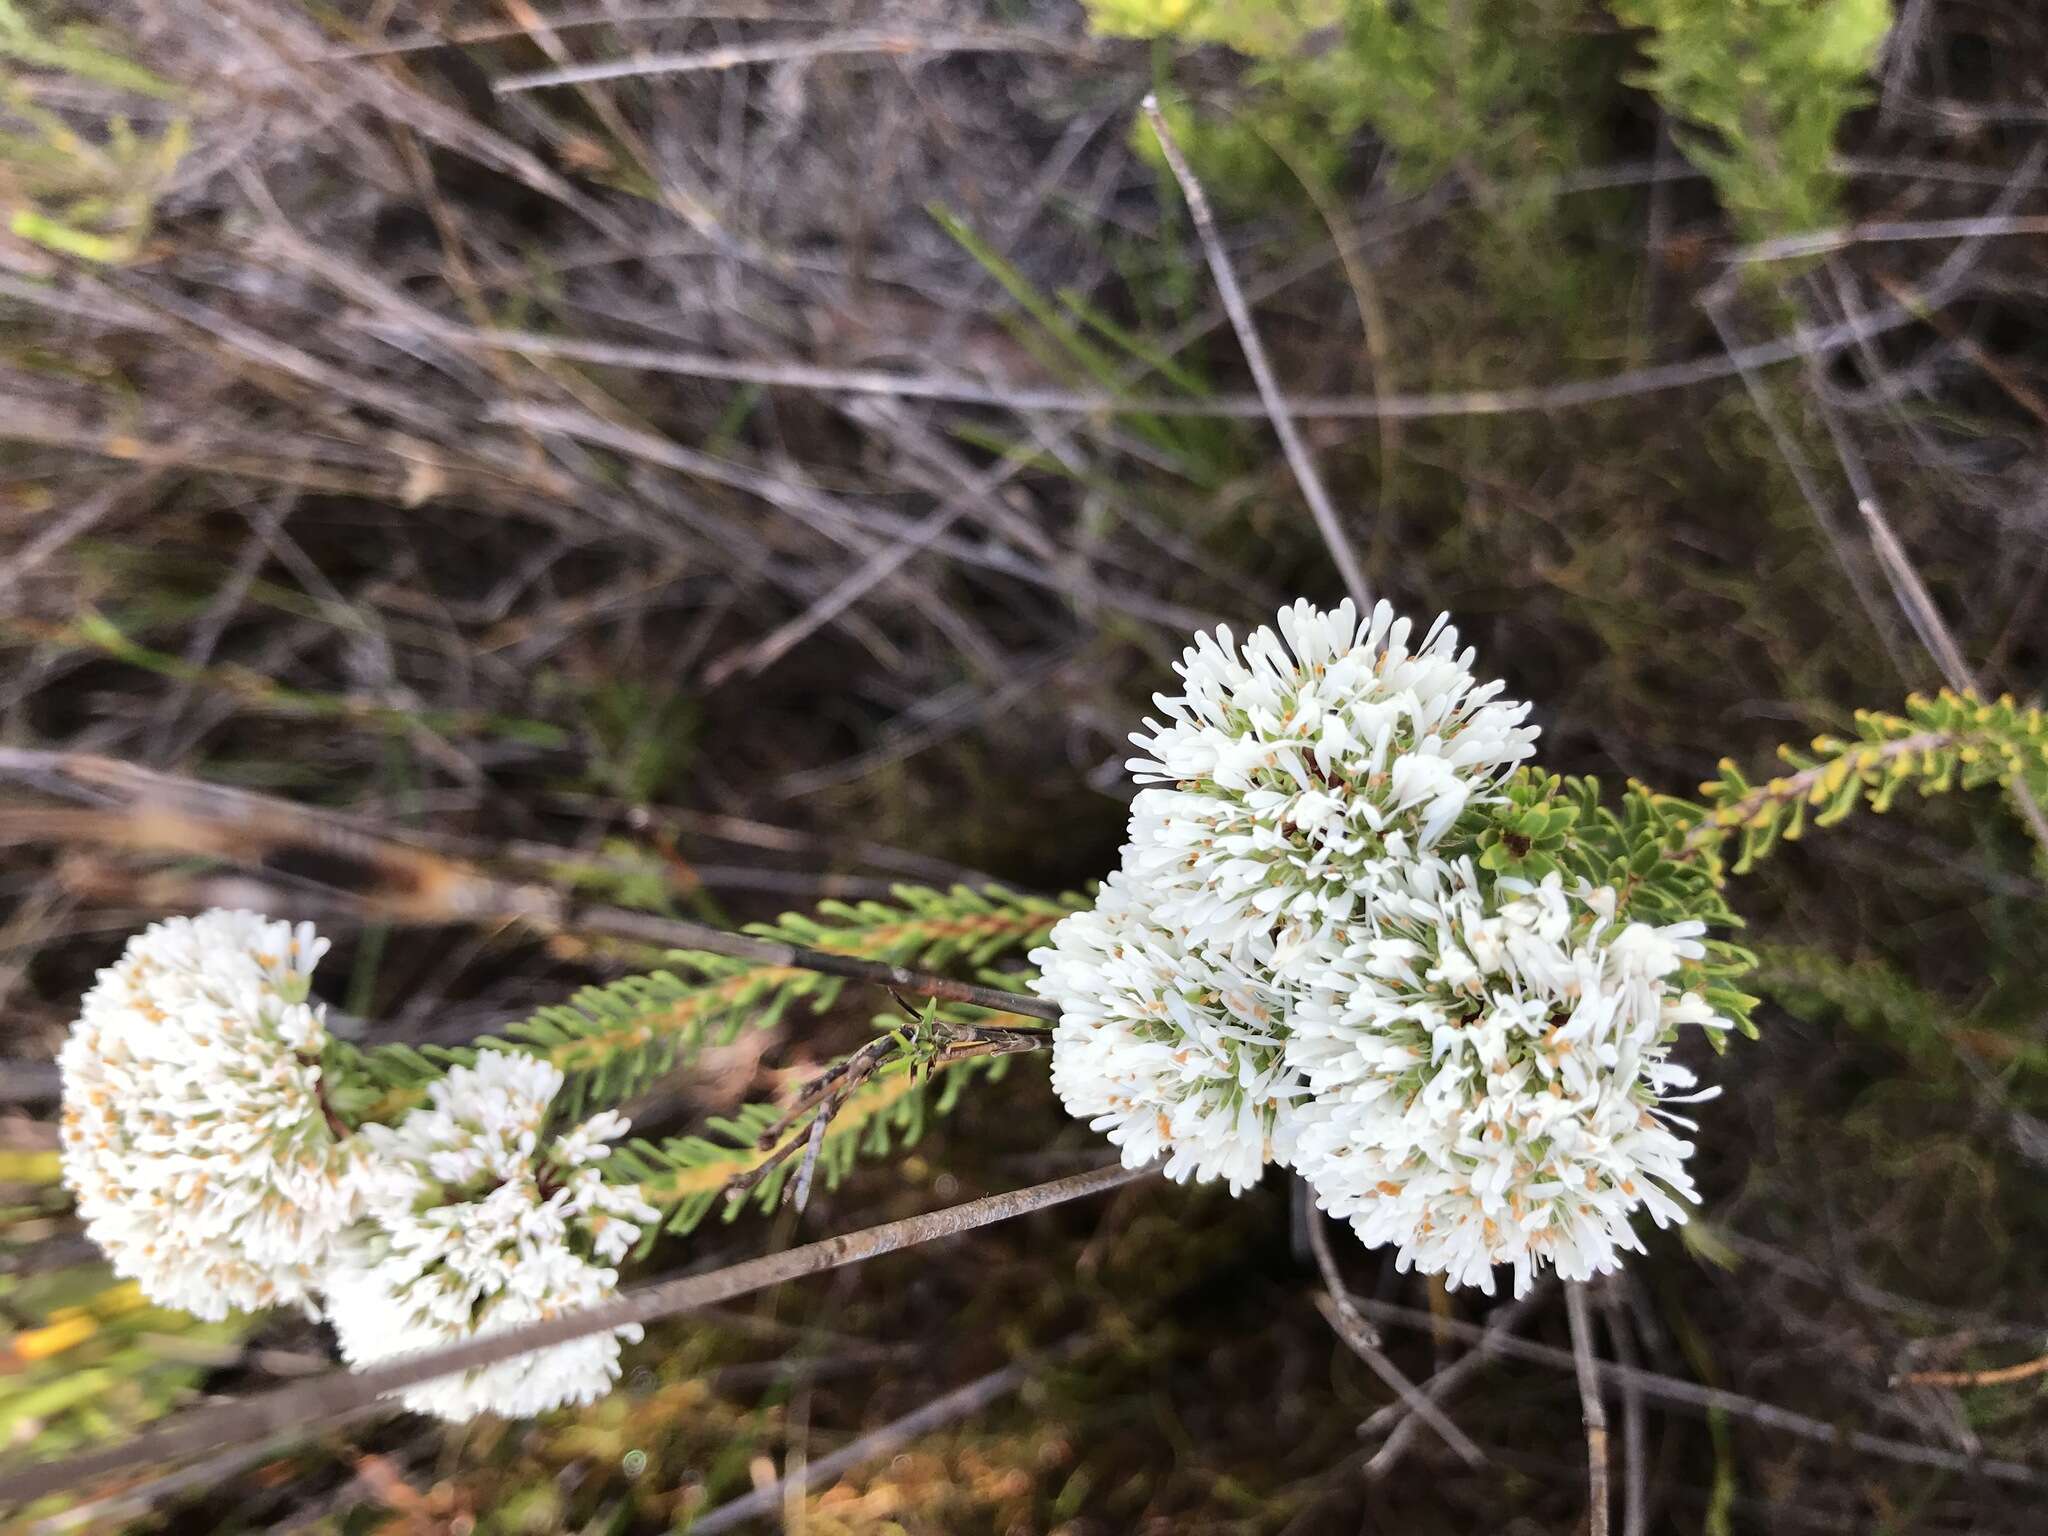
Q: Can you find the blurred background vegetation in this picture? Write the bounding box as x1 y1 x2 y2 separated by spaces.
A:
3 0 2047 1530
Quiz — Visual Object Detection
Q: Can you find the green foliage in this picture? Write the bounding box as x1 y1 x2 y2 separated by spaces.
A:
578 680 700 802
0 1273 247 1456
1 1150 252 1461
1114 2 1614 199
753 882 1081 970
334 885 1075 1256
1 0 187 264
1454 689 2048 1050
1695 690 2048 874
20 610 569 745
1087 0 1342 53
1757 944 1945 1064
1612 0 1892 235
930 200 1241 487
338 883 1079 1121
610 1048 1017 1244
1471 769 1763 1041
1090 0 1891 235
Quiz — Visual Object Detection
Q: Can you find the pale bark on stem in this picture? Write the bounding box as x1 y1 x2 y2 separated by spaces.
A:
1565 1282 1611 1536
0 1162 1154 1507
1141 94 1373 610
1353 1294 2048 1489
0 748 1062 1022
1303 1196 1486 1468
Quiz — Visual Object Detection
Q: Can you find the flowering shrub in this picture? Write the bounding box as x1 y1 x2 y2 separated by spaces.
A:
326 1056 656 1419
52 601 2048 1415
1036 600 1733 1296
1122 599 1537 971
58 912 394 1320
1286 864 1724 1295
59 919 662 1419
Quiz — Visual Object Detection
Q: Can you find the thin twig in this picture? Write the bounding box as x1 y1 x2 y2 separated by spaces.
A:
1731 213 2048 266
495 29 1087 92
1141 95 1371 608
1896 1352 2048 1390
1600 1286 1649 1536
1360 1289 1548 1481
1308 1294 1488 1471
1699 287 1913 676
369 272 1968 421
1303 1200 1377 1351
733 1024 1050 1210
1352 1295 2048 1489
286 5 816 63
0 749 1062 1022
1566 1283 1611 1536
24 1414 384 1536
1303 1201 1485 1468
1752 142 2048 862
1676 731 1949 859
0 1162 1155 1507
1795 348 2048 862
787 1107 832 1215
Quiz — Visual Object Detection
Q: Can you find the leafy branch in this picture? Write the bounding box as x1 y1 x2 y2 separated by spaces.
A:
1690 691 2048 873
718 1007 1048 1214
1456 690 2048 1049
609 1031 1033 1247
1468 770 1760 1041
340 883 1078 1121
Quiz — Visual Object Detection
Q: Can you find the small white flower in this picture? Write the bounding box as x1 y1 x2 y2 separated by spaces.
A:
1029 870 1299 1194
57 911 391 1320
1288 864 1726 1297
326 1055 659 1421
1124 599 1537 970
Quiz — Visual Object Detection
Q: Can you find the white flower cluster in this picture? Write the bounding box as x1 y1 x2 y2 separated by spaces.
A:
1125 599 1538 973
1034 599 1729 1295
58 911 390 1320
1036 869 1297 1195
1288 864 1723 1296
327 1054 657 1420
58 912 659 1417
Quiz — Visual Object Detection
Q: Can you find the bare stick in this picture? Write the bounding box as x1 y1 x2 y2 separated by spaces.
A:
1141 95 1370 608
1304 1199 1379 1349
1699 289 1912 676
0 1162 1153 1507
737 1026 1050 1211
0 748 1061 1022
376 272 1962 421
1565 1283 1611 1536
1353 1295 2048 1489
1732 213 2048 266
1896 1351 2048 1390
496 29 1086 92
1760 142 2048 860
557 903 1056 1021
1793 336 2048 861
787 1108 832 1215
1361 1289 1547 1481
1304 1202 1485 1468
1601 1287 1650 1536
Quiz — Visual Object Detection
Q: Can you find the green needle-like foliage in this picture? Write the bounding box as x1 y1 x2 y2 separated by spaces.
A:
336 884 1079 1122
1695 691 2048 873
1468 769 1762 1042
612 1047 1019 1247
1089 0 1892 235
